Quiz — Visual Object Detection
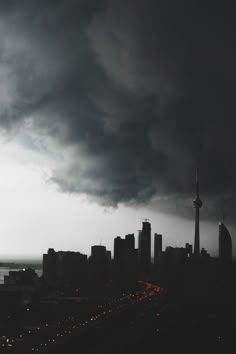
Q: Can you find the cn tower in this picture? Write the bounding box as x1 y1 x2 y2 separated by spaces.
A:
193 170 202 256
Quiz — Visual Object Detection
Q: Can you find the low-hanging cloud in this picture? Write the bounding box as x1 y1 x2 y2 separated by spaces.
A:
0 0 236 219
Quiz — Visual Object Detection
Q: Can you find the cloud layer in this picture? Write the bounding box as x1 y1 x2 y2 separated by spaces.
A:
1 0 236 219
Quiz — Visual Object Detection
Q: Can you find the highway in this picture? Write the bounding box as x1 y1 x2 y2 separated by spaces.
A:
0 282 163 353
2 282 236 354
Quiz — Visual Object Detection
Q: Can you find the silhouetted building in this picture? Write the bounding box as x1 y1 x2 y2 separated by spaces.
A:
185 243 192 256
4 269 39 289
139 221 151 279
56 251 88 288
43 248 88 289
216 222 234 292
201 248 210 259
88 245 110 293
193 170 202 256
114 237 126 262
154 234 162 265
113 235 137 288
106 250 112 281
155 251 167 284
113 236 126 285
153 234 162 281
219 222 232 263
43 248 57 287
125 234 135 250
138 230 142 251
124 248 138 289
91 245 106 259
157 247 187 295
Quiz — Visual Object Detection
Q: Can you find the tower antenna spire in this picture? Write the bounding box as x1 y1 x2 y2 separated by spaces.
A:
196 168 199 198
193 168 202 256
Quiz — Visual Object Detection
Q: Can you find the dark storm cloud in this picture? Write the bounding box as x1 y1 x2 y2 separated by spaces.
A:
1 0 236 218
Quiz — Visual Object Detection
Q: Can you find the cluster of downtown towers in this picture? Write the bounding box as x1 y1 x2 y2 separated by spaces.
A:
43 175 233 294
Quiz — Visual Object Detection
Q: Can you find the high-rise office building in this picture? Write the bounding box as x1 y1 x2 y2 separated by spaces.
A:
114 237 126 261
88 245 110 292
43 248 57 286
153 233 162 282
193 170 202 256
91 245 106 259
125 234 135 250
124 248 138 289
56 251 88 287
113 236 127 284
106 250 112 281
138 230 142 254
139 221 151 279
43 248 88 288
219 222 232 263
154 233 162 265
113 234 137 287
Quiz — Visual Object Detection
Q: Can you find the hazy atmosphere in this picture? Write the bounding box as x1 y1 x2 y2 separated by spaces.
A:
0 0 236 258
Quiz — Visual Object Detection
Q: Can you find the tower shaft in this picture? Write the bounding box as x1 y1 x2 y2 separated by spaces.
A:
194 207 200 255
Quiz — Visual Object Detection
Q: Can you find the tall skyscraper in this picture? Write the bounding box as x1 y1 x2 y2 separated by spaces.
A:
43 248 57 286
113 235 136 287
154 233 162 266
125 234 135 250
193 170 202 256
114 237 126 261
88 245 109 292
139 221 151 279
219 222 232 263
91 245 107 259
153 233 162 282
138 230 142 253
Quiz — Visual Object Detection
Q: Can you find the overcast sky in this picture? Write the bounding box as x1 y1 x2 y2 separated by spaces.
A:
0 0 235 260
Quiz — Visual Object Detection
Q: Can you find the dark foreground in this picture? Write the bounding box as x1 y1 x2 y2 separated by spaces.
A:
1 283 236 354
49 299 236 354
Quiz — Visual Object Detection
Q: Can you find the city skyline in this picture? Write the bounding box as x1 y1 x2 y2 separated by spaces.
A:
1 2 236 352
42 214 232 263
1 180 234 261
0 1 236 260
0 145 234 259
1 151 235 259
